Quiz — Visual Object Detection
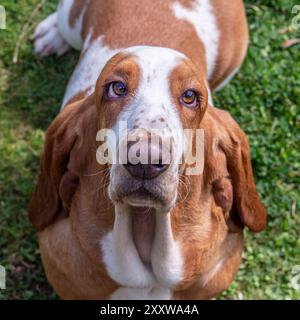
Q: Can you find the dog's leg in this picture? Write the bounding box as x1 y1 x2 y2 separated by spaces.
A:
32 12 71 58
39 218 116 299
33 0 88 58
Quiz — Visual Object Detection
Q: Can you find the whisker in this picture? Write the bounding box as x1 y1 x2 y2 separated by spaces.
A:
178 174 191 203
83 167 110 177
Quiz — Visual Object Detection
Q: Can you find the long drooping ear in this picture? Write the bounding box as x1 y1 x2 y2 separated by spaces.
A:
202 107 267 232
28 95 97 231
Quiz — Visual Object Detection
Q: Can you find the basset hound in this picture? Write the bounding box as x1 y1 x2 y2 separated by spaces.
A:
29 0 267 300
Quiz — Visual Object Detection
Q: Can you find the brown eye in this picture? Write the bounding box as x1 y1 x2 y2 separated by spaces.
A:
107 81 127 98
181 90 199 108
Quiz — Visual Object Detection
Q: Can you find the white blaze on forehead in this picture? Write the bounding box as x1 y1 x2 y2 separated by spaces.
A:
172 0 219 80
114 46 186 163
125 45 185 118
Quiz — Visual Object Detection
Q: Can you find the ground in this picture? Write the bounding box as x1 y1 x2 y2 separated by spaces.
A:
0 0 299 300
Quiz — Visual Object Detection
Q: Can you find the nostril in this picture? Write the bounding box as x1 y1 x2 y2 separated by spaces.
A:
124 134 172 179
124 162 144 178
123 162 169 180
127 161 136 167
146 163 169 179
153 163 165 169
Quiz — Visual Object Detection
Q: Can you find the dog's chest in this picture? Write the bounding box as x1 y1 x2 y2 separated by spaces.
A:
132 211 156 264
100 210 184 299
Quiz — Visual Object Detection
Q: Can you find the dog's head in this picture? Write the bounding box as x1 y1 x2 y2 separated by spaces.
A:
29 46 266 233
94 47 208 212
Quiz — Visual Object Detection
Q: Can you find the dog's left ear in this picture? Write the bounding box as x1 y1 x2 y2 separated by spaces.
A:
202 107 267 232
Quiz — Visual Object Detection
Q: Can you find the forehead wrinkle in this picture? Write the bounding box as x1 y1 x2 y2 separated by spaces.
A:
173 76 202 91
182 59 199 81
104 54 131 73
111 69 130 81
102 54 140 83
170 59 208 103
180 58 204 83
111 58 139 75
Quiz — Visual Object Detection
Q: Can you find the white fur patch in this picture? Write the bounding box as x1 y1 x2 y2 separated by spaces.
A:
57 0 88 50
104 48 186 294
32 12 70 57
101 204 183 300
205 81 214 106
101 206 155 288
151 212 183 287
113 46 186 165
62 35 120 107
202 258 224 287
172 0 220 79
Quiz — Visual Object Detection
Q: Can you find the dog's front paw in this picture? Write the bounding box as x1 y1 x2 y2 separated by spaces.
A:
32 12 70 57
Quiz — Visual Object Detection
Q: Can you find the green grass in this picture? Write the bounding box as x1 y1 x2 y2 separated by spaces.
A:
0 0 299 300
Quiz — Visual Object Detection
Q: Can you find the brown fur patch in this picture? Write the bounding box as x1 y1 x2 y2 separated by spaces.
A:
69 0 85 28
209 0 249 89
81 0 207 75
169 59 208 130
95 52 141 130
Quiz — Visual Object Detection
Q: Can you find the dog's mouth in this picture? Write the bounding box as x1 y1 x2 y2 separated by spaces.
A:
108 164 179 212
125 186 159 208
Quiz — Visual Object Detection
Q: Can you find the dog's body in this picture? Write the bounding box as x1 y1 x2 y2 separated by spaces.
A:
30 0 266 300
33 0 248 107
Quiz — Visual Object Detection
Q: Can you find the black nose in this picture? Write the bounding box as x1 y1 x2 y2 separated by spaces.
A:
124 162 169 180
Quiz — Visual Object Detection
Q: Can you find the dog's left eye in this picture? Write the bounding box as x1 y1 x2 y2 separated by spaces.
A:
180 90 199 108
107 81 127 98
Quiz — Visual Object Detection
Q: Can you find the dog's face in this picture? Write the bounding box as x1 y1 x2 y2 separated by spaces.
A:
95 47 208 212
29 46 266 234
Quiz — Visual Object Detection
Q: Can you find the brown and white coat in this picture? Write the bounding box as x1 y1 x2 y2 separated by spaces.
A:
29 0 266 300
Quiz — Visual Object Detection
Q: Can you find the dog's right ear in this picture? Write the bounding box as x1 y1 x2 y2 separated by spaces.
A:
202 107 267 233
28 95 97 231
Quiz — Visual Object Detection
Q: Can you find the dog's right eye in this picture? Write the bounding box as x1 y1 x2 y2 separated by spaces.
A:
107 81 127 98
180 89 199 108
